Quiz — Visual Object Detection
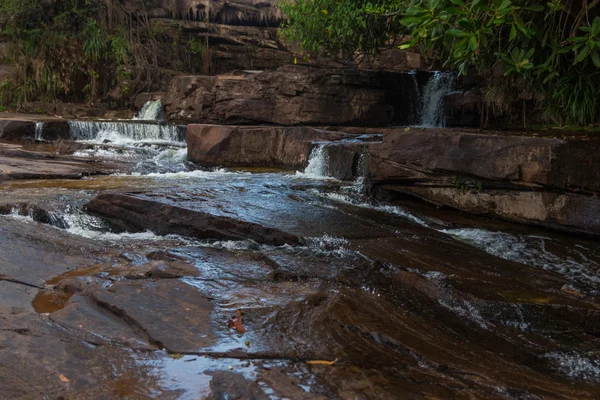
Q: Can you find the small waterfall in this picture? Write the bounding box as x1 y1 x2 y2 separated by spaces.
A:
134 100 163 121
351 151 369 193
419 72 456 127
35 122 45 141
68 120 185 144
304 144 330 177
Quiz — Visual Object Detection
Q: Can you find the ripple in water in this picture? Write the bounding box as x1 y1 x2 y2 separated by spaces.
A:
544 352 600 382
441 228 600 284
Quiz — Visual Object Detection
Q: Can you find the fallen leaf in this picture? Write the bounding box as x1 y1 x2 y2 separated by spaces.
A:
245 340 250 347
59 374 70 383
168 353 183 360
307 358 339 366
228 309 246 333
228 365 234 370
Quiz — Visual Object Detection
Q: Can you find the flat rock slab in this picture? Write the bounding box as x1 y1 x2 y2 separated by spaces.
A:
0 309 170 399
51 294 153 350
0 142 127 181
88 279 216 353
86 192 302 245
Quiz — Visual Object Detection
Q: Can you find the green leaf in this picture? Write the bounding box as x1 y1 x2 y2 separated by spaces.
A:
469 36 478 51
446 29 469 37
449 0 467 7
576 46 591 63
591 50 600 68
509 24 517 41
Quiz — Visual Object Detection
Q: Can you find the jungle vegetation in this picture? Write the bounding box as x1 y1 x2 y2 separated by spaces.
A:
280 0 600 125
0 0 209 107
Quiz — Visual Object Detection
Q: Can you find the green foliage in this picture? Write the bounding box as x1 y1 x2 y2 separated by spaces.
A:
280 0 405 60
0 0 148 106
188 38 204 55
281 0 600 125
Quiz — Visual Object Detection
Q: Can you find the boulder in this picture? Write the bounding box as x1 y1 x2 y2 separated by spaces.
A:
86 192 301 245
134 92 165 110
369 128 600 193
0 119 34 141
186 124 351 169
368 128 600 235
164 65 426 125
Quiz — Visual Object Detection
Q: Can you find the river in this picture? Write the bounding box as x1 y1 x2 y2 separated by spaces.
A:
1 110 600 399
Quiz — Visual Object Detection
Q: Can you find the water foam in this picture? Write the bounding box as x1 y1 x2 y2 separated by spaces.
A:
134 100 163 121
441 228 600 283
545 352 600 381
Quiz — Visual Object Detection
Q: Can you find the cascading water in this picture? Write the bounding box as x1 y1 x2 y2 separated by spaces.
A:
35 122 45 141
303 144 330 178
419 72 456 127
68 120 185 144
134 100 163 121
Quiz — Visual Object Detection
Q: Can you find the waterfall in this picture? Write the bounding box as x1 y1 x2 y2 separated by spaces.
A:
134 100 163 121
304 144 330 177
35 122 45 141
419 72 456 128
68 120 185 144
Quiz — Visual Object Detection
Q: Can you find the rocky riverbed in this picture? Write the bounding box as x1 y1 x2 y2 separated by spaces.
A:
1 116 600 399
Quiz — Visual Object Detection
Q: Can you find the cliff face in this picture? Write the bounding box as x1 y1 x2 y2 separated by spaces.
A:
123 0 424 77
124 0 284 26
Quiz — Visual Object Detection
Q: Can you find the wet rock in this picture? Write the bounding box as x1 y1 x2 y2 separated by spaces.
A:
86 192 302 245
87 279 215 353
146 260 201 279
206 371 269 400
134 92 165 110
0 119 34 141
383 185 600 235
55 140 95 155
187 124 350 169
51 294 154 350
0 309 168 398
0 141 126 181
369 128 600 234
259 368 328 400
369 128 600 192
164 66 426 125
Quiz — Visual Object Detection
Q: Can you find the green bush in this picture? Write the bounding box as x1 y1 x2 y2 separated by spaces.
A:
280 0 600 125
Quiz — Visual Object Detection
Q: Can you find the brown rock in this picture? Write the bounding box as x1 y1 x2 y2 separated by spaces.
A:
187 124 351 169
134 92 165 110
86 192 301 246
369 128 600 192
206 371 269 400
88 280 215 353
164 66 423 126
368 128 600 234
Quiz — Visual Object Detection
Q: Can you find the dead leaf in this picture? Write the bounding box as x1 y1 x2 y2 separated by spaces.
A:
228 309 246 333
307 358 339 366
59 374 70 383
168 353 183 360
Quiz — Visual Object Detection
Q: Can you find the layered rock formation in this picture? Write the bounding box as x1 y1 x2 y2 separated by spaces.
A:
125 0 284 26
186 124 352 169
164 66 429 125
369 129 600 235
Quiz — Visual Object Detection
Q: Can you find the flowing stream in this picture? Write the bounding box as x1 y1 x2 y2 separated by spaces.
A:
2 100 600 398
